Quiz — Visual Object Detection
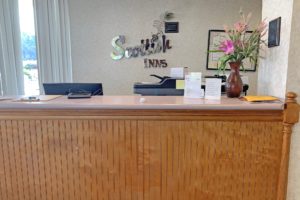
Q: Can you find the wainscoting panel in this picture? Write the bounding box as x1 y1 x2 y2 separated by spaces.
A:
0 119 283 200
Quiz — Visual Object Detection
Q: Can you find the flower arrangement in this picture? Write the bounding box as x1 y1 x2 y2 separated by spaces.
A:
212 11 267 71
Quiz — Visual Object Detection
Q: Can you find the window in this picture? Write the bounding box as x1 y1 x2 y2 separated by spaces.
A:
18 0 39 95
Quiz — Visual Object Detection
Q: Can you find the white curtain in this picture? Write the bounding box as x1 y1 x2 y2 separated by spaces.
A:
33 0 72 89
0 0 24 95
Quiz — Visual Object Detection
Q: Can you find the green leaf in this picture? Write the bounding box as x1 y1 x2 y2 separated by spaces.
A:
241 63 245 71
208 50 223 53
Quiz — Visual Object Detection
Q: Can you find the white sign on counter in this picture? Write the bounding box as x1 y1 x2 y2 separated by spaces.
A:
184 73 204 98
205 78 222 100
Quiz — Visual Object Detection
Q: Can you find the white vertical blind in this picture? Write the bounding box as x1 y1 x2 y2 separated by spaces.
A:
0 0 24 95
33 0 72 90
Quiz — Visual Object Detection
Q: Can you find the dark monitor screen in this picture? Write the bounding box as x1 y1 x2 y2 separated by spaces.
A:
43 83 103 95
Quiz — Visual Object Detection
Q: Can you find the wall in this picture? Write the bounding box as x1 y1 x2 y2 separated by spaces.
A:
69 0 262 95
258 0 300 199
286 0 300 199
257 0 294 98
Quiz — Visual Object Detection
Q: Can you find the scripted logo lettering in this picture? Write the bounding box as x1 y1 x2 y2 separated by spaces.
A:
111 34 172 60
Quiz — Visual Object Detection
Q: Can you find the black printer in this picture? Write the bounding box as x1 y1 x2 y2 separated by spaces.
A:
134 74 184 96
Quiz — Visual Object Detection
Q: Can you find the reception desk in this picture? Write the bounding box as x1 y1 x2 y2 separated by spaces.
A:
0 93 299 200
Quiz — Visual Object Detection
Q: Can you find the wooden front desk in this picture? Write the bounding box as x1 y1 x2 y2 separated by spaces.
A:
0 94 298 200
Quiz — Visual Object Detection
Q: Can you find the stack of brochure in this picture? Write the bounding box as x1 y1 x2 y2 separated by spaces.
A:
242 96 279 102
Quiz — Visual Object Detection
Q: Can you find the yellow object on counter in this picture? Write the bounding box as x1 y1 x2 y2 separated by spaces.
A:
176 80 185 89
243 96 279 102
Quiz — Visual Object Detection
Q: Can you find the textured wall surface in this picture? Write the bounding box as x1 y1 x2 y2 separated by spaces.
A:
258 0 300 199
68 0 262 95
257 0 294 98
286 0 300 199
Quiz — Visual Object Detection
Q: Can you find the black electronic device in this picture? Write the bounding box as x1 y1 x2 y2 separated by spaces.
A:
134 74 184 96
43 83 103 96
67 92 92 99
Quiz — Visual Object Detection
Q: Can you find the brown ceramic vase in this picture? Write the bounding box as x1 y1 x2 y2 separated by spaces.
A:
225 62 243 98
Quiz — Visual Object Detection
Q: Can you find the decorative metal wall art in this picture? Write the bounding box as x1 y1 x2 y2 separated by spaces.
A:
110 35 125 60
153 11 175 35
110 11 175 62
160 11 174 21
110 34 172 60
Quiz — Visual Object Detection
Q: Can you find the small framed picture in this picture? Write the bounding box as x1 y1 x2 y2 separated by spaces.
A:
206 29 257 72
165 22 179 33
268 17 281 48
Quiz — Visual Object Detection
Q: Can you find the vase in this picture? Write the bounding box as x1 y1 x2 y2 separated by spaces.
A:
226 62 243 98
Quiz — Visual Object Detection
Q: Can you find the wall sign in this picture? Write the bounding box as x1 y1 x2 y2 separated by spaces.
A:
144 59 168 68
111 12 176 61
165 22 179 33
110 34 172 60
268 17 281 48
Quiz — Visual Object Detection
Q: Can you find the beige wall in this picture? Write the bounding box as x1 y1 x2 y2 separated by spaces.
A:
257 0 294 98
69 0 262 95
258 0 300 199
286 0 300 199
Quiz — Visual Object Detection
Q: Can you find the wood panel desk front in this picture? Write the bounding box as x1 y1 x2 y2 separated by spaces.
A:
0 94 298 200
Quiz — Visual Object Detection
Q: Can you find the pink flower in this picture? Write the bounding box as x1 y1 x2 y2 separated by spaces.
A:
234 21 248 33
219 40 235 55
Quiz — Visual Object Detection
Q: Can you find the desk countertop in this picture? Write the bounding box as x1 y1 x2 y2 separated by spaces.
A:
0 95 284 110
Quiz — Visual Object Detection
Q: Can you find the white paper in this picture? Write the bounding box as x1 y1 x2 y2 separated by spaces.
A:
205 78 222 100
184 73 203 98
170 67 185 78
190 72 202 77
